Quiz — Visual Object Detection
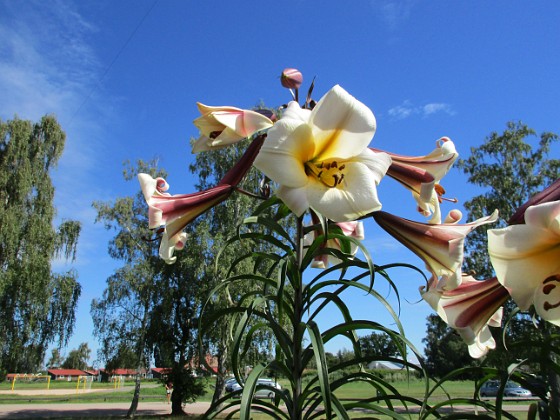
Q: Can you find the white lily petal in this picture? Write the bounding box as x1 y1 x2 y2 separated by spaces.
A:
282 101 312 122
254 120 312 188
467 327 496 358
213 109 273 136
488 224 560 310
211 127 245 147
192 136 212 153
310 85 376 161
193 115 223 134
311 259 327 269
193 103 271 152
277 185 309 217
159 231 187 264
138 173 157 202
524 200 560 229
356 149 392 185
196 103 241 114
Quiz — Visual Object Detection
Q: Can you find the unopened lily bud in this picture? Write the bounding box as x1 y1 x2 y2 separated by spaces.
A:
281 68 303 89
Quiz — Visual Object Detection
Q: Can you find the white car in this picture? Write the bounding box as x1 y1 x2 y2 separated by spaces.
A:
226 378 281 400
480 380 532 398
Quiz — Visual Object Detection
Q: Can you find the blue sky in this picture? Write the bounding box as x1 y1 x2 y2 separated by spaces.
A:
1 0 559 366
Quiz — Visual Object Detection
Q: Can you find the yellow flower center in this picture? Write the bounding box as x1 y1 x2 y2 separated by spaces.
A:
305 160 346 188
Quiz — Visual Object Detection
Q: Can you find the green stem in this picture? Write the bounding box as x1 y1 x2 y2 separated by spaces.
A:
291 216 304 420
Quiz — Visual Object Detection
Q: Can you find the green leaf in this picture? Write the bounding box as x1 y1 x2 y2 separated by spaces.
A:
306 321 334 418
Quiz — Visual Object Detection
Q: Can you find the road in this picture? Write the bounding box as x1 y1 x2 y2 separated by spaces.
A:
0 401 210 418
0 400 535 419
0 388 535 418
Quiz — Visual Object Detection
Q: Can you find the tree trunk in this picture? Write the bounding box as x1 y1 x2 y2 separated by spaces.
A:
126 299 150 418
171 389 183 415
126 377 141 418
211 347 228 406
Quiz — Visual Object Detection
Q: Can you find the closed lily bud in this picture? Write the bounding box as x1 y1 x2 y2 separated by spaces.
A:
281 68 303 89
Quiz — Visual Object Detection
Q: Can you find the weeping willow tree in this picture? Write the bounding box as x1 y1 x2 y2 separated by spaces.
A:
0 115 81 377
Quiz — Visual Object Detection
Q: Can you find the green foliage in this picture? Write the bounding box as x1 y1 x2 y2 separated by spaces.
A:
359 332 400 359
200 200 431 419
422 315 479 379
62 342 91 370
191 138 283 405
0 116 81 376
92 159 208 415
46 348 64 369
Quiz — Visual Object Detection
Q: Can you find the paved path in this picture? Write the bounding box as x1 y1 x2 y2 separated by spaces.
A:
0 400 534 419
0 401 211 418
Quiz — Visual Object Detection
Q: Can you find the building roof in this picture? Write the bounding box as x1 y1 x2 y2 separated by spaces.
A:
48 369 87 376
100 368 145 375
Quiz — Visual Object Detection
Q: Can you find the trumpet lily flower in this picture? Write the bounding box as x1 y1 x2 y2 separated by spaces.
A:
139 175 234 263
373 138 458 224
421 275 508 358
373 209 499 290
254 85 391 222
192 103 273 153
139 136 265 263
488 200 560 325
307 219 365 269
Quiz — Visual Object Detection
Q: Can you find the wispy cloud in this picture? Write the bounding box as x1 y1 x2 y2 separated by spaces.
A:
387 100 456 120
0 1 99 122
0 1 116 267
370 0 417 30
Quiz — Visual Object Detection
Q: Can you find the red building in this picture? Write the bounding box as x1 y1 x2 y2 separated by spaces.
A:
47 369 86 381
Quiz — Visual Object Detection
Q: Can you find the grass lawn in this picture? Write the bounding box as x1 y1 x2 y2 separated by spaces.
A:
0 378 535 418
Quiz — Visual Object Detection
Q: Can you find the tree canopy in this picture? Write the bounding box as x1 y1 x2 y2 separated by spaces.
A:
91 160 207 416
0 116 81 377
62 343 91 370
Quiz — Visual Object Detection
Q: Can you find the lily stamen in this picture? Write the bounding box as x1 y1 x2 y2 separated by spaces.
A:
306 161 347 189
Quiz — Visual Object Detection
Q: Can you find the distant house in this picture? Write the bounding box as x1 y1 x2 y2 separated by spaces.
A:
48 369 86 381
83 369 99 377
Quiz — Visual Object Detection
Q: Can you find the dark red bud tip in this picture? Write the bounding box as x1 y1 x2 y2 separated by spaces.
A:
281 68 303 89
508 179 560 225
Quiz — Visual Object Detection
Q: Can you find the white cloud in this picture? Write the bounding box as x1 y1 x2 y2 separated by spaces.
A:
387 100 455 120
422 103 455 117
0 1 100 122
387 99 416 120
370 0 417 29
0 1 119 275
0 0 117 213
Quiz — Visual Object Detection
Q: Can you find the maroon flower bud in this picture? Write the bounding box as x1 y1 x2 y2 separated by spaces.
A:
281 68 303 89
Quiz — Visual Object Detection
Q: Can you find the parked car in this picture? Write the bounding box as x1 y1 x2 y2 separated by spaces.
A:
224 377 238 393
225 378 282 400
480 380 532 398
